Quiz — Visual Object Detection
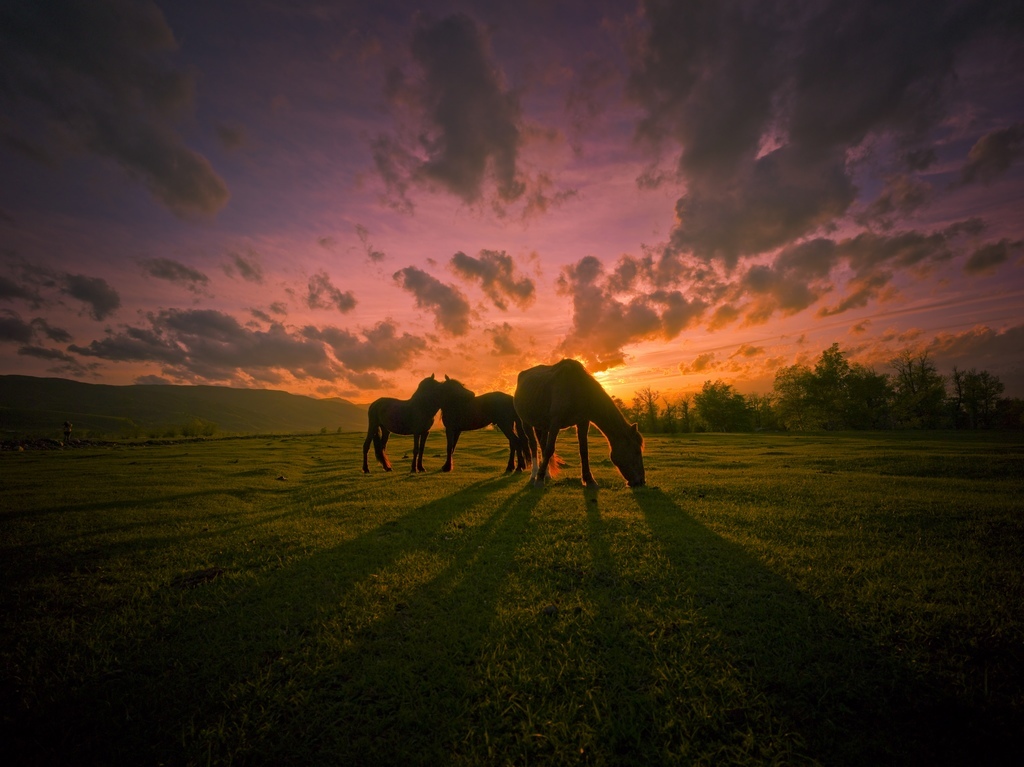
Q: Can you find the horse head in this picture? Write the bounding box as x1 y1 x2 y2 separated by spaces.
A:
441 374 477 405
610 422 646 487
411 374 442 401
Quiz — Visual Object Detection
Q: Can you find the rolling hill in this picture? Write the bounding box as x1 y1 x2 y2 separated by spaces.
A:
0 375 367 438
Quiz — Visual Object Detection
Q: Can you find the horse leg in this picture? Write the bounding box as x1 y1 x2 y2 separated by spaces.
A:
442 428 459 472
410 432 421 473
525 425 540 484
513 416 529 471
419 429 430 472
379 427 393 471
534 427 558 487
577 420 597 487
496 423 516 472
362 424 375 473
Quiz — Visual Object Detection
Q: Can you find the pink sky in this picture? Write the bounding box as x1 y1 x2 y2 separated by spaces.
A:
2 0 1023 405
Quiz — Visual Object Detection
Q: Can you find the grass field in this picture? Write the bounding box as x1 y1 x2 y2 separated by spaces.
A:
2 429 1022 765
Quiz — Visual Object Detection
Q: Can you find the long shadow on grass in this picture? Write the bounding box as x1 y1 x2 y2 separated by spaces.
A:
633 487 1012 767
6 477 538 765
289 486 544 764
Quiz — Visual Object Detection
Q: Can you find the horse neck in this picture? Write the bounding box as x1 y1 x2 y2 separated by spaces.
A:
411 385 443 411
588 385 630 440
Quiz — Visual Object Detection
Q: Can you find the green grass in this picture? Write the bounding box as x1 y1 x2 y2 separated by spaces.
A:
2 430 1022 765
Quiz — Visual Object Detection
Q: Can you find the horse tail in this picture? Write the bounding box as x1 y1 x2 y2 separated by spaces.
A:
546 453 566 478
513 413 532 467
372 429 387 466
363 402 393 471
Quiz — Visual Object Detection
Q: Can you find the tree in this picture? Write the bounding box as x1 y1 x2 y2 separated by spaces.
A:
954 368 1003 428
694 380 751 432
845 363 893 429
679 394 694 433
631 387 661 433
661 400 679 433
772 363 815 430
747 392 778 430
812 343 851 430
890 350 946 428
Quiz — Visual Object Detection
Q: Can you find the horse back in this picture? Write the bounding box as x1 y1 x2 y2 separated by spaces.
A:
515 359 593 428
370 396 437 435
443 391 512 431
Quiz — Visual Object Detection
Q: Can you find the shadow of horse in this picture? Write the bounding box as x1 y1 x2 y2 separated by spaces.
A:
439 377 528 474
629 486 1015 766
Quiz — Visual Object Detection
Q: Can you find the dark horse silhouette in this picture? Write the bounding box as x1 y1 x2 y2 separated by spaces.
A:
438 376 529 473
362 374 473 474
514 358 645 488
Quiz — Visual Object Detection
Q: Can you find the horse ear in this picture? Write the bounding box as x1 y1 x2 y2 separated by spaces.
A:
445 374 450 381
430 373 436 380
631 423 640 434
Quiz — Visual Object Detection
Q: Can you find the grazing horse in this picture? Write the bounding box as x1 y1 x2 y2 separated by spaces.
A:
362 375 451 474
514 358 645 488
439 377 529 473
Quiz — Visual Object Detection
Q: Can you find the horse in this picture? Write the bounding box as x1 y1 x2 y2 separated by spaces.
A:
362 374 465 474
438 376 529 473
513 358 645 488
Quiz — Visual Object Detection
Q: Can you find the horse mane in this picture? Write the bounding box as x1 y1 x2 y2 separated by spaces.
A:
411 374 438 396
560 359 642 447
442 372 477 407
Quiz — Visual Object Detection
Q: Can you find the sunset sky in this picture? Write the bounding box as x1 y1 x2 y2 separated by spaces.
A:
2 0 1023 405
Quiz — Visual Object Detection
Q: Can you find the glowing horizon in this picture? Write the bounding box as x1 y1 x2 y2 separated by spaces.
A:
2 1 1022 405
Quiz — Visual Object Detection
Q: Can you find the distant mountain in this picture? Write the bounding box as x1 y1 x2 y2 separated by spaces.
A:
0 375 367 438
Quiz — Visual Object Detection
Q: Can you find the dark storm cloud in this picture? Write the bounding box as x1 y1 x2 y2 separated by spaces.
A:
393 265 471 335
0 0 229 217
450 249 535 310
409 13 524 203
555 255 706 370
69 325 186 365
31 317 72 343
855 176 932 230
964 239 1022 275
486 322 520 356
18 345 77 363
374 13 557 212
1 310 71 346
61 273 121 320
141 258 210 293
958 123 1024 185
224 251 264 284
307 271 357 313
629 0 1019 266
668 145 856 268
817 231 953 317
70 309 338 383
303 321 427 372
0 311 34 344
0 274 41 306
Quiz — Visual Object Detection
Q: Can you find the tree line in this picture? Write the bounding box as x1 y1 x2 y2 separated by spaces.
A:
617 344 1023 433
